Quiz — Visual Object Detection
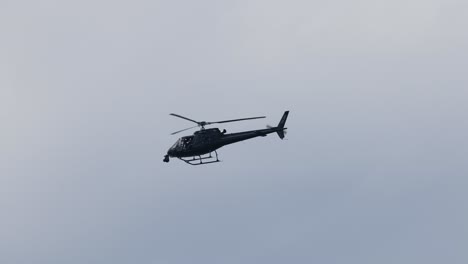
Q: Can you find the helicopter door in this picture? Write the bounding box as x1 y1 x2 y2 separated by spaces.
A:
181 136 194 150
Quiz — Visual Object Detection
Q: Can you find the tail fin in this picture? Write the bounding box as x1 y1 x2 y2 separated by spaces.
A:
276 111 289 139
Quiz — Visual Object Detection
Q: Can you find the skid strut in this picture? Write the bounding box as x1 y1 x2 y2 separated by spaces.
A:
178 151 220 165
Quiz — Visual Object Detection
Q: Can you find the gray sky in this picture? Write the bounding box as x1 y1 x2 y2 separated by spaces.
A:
1 0 467 263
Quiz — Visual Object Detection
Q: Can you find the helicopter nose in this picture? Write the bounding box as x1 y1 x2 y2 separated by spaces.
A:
167 148 176 156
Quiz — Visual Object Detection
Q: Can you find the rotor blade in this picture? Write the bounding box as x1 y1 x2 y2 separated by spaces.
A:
207 116 266 125
170 113 199 124
171 125 199 135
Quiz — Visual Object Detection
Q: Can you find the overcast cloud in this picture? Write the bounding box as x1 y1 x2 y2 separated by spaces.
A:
1 0 467 263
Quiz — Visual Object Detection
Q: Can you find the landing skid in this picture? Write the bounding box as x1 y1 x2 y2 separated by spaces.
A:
178 151 220 166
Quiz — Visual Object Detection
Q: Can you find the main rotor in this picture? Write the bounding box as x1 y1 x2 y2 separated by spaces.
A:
169 113 266 135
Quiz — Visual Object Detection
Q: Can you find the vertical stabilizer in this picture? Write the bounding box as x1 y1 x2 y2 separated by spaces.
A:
276 111 289 139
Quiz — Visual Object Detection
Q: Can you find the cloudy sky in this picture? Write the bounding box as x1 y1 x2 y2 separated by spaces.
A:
1 0 467 263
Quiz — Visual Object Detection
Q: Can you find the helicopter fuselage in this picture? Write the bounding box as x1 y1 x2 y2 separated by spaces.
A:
166 127 285 158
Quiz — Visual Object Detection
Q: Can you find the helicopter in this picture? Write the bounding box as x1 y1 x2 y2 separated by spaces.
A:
163 111 289 165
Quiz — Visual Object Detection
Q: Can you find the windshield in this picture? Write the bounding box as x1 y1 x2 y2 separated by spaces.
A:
170 136 193 150
170 139 181 149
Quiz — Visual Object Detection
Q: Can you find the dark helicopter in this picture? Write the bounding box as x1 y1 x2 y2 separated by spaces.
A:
163 111 289 165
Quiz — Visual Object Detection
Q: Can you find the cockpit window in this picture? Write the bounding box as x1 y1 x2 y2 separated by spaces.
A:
181 136 193 148
171 140 180 149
